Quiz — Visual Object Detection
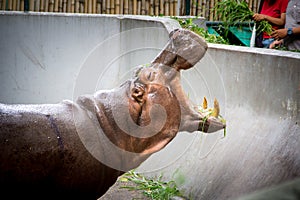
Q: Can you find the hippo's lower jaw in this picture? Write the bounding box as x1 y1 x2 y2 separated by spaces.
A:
129 76 226 134
199 116 226 133
178 109 226 134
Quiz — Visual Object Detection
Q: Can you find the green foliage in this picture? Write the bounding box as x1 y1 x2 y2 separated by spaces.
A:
212 0 272 35
120 170 185 200
274 45 300 53
172 17 229 44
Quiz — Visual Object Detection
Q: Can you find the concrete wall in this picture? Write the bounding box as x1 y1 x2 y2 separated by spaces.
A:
0 11 179 104
137 45 300 199
1 12 300 200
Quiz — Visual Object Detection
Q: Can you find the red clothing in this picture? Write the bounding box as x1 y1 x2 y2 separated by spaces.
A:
260 0 289 38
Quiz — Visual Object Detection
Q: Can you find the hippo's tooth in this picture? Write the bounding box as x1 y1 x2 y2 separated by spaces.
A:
202 96 208 109
211 98 220 117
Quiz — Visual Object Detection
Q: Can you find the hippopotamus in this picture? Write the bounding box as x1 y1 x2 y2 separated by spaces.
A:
0 29 225 199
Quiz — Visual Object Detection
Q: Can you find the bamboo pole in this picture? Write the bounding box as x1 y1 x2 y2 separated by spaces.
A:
20 0 24 11
124 0 128 13
35 0 40 11
209 0 214 20
13 0 17 10
62 0 66 12
7 0 12 10
110 0 114 13
136 0 140 14
179 0 184 15
169 0 173 16
54 0 58 11
115 0 120 13
84 0 87 12
129 0 132 14
132 0 137 14
40 0 44 12
149 0 153 15
67 0 71 12
90 0 93 13
133 0 136 14
165 0 169 16
85 0 88 12
18 0 22 10
75 0 79 12
173 0 177 15
154 0 158 15
102 0 106 14
253 0 258 13
205 0 209 19
192 0 197 15
200 0 204 18
17 0 21 10
106 0 110 13
58 0 62 12
170 0 173 16
249 0 253 11
141 0 145 14
14 0 17 10
159 0 163 15
196 0 201 16
120 0 123 14
0 0 2 10
71 0 75 12
102 0 106 13
29 0 34 11
49 0 54 11
80 1 84 12
145 0 149 15
68 0 72 12
45 0 49 11
96 1 101 13
214 0 218 20
92 0 96 13
147 0 150 15
2 0 6 10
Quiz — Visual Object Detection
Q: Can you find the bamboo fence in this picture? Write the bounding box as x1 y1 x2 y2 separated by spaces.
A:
0 0 260 20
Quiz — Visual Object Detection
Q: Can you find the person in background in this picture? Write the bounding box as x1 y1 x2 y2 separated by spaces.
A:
253 0 289 48
270 0 300 50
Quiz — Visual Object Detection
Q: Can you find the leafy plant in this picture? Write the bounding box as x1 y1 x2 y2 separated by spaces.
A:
120 170 185 200
274 45 300 53
212 0 272 36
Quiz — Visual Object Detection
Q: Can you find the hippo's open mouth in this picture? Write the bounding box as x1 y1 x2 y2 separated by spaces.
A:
125 30 226 133
127 65 226 135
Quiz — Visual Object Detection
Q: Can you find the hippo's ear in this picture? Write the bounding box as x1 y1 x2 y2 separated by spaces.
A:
168 28 180 38
152 29 208 71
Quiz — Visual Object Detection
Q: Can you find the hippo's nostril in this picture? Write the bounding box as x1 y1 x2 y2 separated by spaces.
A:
131 84 145 103
133 89 143 97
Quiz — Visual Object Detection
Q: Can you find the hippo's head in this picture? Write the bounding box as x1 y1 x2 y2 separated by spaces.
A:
77 29 226 170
